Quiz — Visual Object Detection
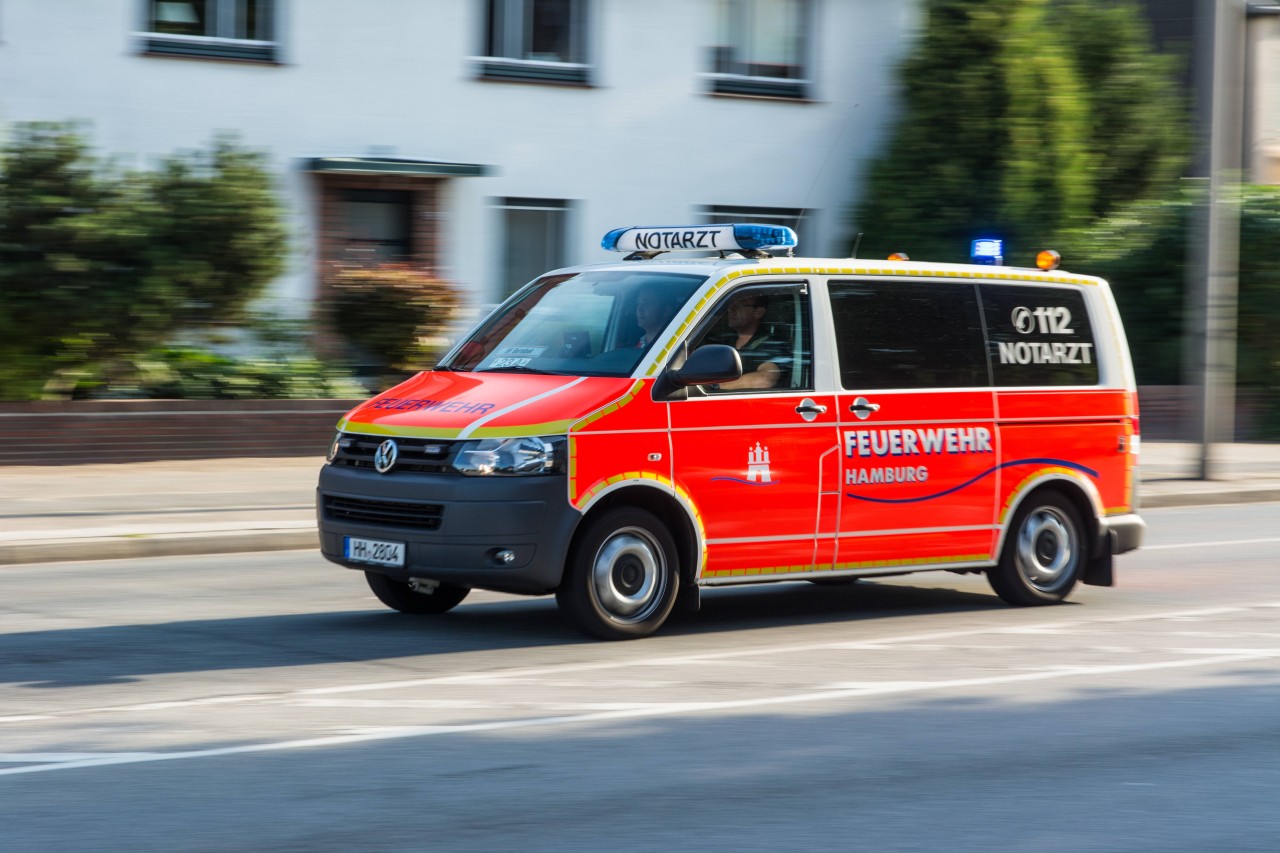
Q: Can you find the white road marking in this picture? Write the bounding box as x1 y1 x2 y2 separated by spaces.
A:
1098 606 1254 622
0 752 157 763
1171 648 1280 655
6 602 1280 729
1 650 1273 778
0 695 273 723
298 606 1280 695
1142 537 1280 550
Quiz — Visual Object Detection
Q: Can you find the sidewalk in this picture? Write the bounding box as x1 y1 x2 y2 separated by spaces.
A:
2 442 1279 566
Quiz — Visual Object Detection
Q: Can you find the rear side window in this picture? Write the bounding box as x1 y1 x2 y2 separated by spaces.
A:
829 280 987 390
982 284 1098 386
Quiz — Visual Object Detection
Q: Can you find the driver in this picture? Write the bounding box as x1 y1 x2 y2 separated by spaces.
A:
710 292 782 390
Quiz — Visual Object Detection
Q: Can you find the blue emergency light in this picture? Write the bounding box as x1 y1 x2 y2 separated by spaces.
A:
970 239 1003 265
602 223 798 254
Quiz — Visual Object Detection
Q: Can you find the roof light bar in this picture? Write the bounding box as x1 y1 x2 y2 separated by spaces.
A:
970 238 1003 266
602 223 798 254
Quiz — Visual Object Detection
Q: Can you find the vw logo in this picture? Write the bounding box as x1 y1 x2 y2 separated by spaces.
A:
373 439 399 474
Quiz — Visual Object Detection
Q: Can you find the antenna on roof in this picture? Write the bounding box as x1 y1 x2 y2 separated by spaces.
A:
851 232 864 259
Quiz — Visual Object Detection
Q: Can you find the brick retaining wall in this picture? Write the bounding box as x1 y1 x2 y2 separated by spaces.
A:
1136 386 1267 441
0 399 362 465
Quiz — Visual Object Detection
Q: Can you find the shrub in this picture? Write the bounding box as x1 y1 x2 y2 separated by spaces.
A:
325 264 459 377
0 122 288 399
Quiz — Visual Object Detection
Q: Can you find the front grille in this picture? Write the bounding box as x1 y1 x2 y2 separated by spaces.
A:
331 433 459 474
324 495 444 530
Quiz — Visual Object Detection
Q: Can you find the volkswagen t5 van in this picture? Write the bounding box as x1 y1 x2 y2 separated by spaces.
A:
317 224 1144 639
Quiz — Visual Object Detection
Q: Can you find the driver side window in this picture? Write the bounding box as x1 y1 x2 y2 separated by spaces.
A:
692 282 813 393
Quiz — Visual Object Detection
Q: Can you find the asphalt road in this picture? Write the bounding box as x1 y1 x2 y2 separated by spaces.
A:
3 503 1279 852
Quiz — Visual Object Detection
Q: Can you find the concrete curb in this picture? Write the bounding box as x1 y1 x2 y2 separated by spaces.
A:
0 529 318 567
1140 487 1280 509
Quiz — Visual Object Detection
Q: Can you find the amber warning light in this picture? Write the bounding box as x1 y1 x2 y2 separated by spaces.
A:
1036 249 1062 271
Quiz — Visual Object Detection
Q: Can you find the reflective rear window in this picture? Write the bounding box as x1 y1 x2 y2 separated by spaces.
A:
982 284 1098 386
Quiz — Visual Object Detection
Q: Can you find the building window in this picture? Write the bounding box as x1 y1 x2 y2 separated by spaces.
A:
477 0 590 85
708 0 810 99
141 0 277 62
498 198 570 299
701 205 807 256
340 190 413 265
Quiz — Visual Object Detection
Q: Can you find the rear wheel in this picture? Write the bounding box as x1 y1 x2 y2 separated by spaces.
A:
988 489 1085 606
557 507 679 640
365 572 470 614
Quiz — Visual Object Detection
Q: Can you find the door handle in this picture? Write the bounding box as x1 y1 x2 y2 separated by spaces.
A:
794 398 827 422
849 396 880 420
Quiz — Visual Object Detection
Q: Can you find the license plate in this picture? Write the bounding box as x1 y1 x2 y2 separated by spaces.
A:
344 536 405 567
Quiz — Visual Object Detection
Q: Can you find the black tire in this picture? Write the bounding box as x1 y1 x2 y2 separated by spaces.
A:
365 571 470 614
988 489 1086 606
556 506 680 640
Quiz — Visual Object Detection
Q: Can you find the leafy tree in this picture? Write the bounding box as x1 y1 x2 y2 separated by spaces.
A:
1064 184 1280 435
853 0 1188 264
0 123 128 395
142 137 289 327
1046 0 1190 220
0 122 288 398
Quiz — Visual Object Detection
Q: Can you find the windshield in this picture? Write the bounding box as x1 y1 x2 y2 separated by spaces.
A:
441 270 706 377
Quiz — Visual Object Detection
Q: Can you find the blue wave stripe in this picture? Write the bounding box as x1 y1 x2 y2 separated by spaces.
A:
710 477 780 486
844 457 1098 504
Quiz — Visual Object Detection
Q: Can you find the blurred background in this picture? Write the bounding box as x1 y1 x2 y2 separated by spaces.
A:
0 0 1277 461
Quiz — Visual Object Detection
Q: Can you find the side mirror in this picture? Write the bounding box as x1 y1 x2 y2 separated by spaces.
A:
671 344 742 387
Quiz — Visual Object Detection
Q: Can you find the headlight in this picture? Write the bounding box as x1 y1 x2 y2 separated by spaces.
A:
326 431 343 463
452 435 567 476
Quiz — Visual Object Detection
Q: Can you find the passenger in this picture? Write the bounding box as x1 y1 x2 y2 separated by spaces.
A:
711 292 782 390
634 289 680 349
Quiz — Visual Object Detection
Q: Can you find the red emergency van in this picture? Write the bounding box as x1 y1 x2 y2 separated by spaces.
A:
317 224 1145 639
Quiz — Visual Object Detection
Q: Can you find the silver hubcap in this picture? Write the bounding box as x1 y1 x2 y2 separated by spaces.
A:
1015 506 1078 592
591 526 666 623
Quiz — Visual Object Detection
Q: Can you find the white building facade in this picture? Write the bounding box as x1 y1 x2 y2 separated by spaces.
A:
1249 4 1280 183
0 0 919 313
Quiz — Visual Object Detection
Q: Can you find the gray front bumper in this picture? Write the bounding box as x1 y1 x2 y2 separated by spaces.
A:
317 464 582 595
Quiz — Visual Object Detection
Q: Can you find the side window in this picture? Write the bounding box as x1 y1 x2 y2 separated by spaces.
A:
142 0 277 62
829 280 987 390
708 0 811 99
982 284 1099 386
479 0 590 85
691 283 813 393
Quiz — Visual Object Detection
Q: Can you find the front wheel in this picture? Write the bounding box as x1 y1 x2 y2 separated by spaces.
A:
988 489 1086 606
365 572 470 614
557 507 680 640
